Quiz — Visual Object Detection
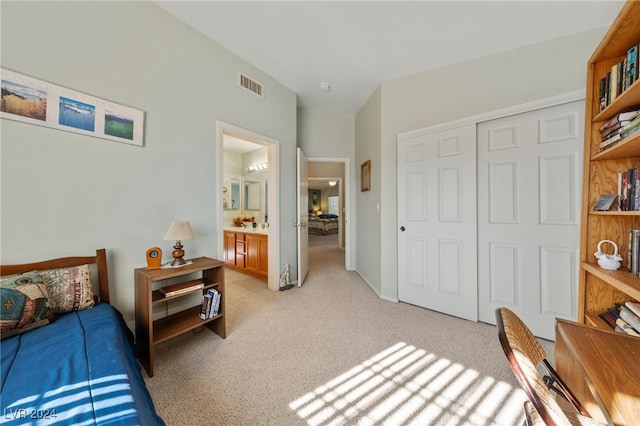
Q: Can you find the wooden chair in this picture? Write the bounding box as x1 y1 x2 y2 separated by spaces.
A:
496 308 604 426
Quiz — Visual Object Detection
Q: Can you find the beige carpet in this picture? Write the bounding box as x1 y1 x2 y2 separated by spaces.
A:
144 234 552 425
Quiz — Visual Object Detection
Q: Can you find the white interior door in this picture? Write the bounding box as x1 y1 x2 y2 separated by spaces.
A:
297 148 309 286
397 125 478 321
477 100 583 340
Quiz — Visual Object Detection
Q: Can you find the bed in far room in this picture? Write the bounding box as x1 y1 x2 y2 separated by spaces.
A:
308 213 339 235
1 249 165 425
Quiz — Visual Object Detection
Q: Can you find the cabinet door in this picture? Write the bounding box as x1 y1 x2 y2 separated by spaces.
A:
246 234 259 273
236 233 246 268
224 232 236 266
257 235 268 276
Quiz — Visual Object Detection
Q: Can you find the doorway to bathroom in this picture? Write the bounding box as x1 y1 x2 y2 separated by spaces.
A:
217 121 279 291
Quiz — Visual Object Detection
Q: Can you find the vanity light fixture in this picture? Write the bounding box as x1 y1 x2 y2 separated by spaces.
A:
248 161 268 172
329 180 337 186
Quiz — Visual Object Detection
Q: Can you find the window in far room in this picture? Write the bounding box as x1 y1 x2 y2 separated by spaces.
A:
328 196 339 216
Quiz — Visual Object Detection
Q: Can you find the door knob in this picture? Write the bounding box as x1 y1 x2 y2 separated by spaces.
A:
400 226 406 231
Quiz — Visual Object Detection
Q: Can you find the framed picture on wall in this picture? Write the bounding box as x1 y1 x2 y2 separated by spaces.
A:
361 160 371 192
0 67 145 146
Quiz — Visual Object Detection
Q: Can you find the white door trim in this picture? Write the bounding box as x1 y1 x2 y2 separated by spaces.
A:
306 156 352 270
216 121 280 291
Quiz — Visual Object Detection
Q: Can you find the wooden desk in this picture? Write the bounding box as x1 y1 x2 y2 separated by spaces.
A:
555 319 640 426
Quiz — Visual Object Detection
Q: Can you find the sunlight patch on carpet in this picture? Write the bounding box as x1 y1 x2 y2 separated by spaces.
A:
289 342 525 425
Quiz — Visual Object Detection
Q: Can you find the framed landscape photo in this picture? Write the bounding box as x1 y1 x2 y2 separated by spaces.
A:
360 160 371 192
0 67 145 146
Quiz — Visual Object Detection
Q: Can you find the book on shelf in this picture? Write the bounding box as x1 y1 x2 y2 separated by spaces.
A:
159 280 204 297
207 288 221 317
626 44 638 90
615 317 640 336
599 109 639 132
199 293 213 320
601 120 631 139
599 132 623 150
619 304 640 334
625 301 640 317
598 310 618 330
618 167 640 211
599 42 639 111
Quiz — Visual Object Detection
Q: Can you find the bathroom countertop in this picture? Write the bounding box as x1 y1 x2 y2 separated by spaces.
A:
224 226 269 235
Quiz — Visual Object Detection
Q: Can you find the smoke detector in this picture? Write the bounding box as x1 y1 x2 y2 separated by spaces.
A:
319 82 331 92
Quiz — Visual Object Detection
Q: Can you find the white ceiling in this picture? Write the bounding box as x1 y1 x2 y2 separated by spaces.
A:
155 1 624 114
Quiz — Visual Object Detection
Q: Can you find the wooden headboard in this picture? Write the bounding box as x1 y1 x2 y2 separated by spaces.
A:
1 248 110 304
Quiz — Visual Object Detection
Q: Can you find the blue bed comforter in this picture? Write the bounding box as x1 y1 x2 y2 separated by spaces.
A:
1 303 164 425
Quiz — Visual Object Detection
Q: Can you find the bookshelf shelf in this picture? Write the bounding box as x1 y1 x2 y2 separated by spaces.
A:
134 257 226 377
578 0 640 330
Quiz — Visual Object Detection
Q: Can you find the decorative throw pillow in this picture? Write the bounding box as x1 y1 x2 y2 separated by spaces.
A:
40 264 95 314
0 271 50 339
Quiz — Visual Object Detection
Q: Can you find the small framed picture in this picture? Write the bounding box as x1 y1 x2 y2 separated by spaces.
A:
360 160 371 192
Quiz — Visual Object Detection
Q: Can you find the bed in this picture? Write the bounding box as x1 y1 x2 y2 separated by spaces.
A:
1 249 165 425
308 214 339 235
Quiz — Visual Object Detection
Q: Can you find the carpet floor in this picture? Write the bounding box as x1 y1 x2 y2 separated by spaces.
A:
144 233 552 425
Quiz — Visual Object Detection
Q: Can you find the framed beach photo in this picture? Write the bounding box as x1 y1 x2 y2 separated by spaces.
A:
1 67 145 146
360 160 371 192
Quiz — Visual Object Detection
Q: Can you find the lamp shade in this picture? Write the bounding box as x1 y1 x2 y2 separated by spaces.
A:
163 221 195 241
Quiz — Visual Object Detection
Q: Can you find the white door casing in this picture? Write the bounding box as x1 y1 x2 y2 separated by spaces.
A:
297 147 309 286
397 125 478 322
477 100 583 340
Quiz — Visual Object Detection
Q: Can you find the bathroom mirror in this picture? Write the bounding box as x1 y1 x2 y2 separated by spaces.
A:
223 177 240 210
244 180 261 210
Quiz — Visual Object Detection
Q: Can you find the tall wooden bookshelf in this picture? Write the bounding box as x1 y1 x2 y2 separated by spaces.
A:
578 0 640 328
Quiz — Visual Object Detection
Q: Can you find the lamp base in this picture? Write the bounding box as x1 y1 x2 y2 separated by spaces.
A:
171 241 186 266
168 258 187 267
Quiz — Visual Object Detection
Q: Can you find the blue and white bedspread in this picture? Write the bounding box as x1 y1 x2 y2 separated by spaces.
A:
1 303 165 425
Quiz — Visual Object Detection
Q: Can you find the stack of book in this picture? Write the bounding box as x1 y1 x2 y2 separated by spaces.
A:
598 302 640 336
617 166 640 211
599 108 640 151
599 42 638 112
199 288 221 320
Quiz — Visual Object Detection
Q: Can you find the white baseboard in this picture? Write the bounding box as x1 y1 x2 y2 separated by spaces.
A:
354 269 398 303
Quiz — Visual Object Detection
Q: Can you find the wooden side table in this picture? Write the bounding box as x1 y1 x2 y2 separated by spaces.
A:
134 257 225 377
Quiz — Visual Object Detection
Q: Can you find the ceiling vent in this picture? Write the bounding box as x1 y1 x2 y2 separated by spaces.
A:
239 73 264 98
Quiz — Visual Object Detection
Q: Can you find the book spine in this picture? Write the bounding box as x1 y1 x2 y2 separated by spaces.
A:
616 318 640 336
627 45 637 89
610 62 619 102
625 301 640 317
199 294 212 320
207 289 219 318
636 167 640 211
621 169 630 211
599 76 607 112
619 305 640 333
618 171 623 211
628 229 633 272
630 229 640 275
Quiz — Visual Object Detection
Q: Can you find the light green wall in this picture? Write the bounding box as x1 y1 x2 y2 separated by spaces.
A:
297 108 355 158
1 1 297 323
355 87 382 295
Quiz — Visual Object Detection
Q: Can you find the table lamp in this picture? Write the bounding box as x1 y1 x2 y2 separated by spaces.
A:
163 221 195 266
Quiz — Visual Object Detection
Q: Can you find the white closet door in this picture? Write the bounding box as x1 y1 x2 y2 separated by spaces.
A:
477 100 583 340
397 125 478 322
